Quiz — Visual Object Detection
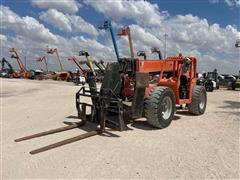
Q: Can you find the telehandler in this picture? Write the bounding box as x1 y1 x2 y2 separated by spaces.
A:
15 21 207 154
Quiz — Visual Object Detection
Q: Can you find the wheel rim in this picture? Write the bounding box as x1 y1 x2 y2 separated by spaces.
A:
161 96 173 120
199 91 206 110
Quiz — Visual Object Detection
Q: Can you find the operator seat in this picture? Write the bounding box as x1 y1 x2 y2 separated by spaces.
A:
180 75 188 86
179 75 188 99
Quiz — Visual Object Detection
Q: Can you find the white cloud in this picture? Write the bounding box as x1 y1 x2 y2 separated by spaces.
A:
210 0 240 7
1 3 240 74
0 4 20 25
83 0 167 26
1 34 115 71
39 9 98 36
0 6 113 71
39 9 72 32
117 24 163 58
0 34 7 41
0 5 57 43
69 15 98 36
225 0 240 7
30 0 80 14
116 13 240 73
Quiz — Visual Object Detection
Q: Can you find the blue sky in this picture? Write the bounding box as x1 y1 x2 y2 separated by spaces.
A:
0 0 239 73
156 0 239 29
2 0 240 35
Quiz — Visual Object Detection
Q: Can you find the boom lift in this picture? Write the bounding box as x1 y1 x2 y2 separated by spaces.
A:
78 50 106 83
91 60 106 82
36 56 48 72
99 21 120 61
79 50 96 77
47 47 70 81
99 60 106 69
68 56 86 85
118 26 134 58
93 60 105 73
15 20 207 154
74 51 105 82
9 48 31 78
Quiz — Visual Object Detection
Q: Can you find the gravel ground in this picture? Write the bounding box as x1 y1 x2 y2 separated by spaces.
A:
1 78 239 179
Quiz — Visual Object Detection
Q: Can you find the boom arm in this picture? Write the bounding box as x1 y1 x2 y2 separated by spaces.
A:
99 60 106 69
79 50 96 76
93 60 105 73
9 48 27 72
47 47 64 71
36 56 48 72
68 56 85 74
99 20 120 62
118 27 134 58
1 57 13 71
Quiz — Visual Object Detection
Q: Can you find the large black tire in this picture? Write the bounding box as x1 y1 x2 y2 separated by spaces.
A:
144 87 176 129
232 82 236 90
188 85 207 115
205 83 213 92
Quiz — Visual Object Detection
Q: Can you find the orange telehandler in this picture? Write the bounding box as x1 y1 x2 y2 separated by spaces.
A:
15 20 207 155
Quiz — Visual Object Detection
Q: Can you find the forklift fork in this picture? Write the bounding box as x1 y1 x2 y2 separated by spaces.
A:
14 120 102 154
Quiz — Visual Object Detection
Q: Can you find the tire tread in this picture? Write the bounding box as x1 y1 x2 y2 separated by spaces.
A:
145 87 175 128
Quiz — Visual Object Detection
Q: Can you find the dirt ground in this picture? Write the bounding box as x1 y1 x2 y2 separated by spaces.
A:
1 78 239 179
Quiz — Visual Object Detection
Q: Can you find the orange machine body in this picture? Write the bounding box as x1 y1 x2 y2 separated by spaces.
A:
135 56 197 105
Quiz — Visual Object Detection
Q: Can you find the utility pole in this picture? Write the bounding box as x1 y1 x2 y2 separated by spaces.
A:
164 33 168 58
46 45 49 70
157 33 168 58
24 56 27 69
